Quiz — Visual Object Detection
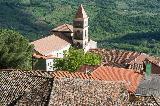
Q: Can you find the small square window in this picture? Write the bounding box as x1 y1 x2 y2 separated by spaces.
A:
57 53 59 57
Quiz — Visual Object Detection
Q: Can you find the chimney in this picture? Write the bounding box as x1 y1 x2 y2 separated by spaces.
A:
145 63 152 79
85 65 92 76
85 68 91 75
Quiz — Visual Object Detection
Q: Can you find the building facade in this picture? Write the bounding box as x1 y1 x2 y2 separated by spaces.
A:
31 4 97 71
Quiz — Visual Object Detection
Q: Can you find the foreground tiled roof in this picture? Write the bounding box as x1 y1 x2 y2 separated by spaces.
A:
0 70 53 106
31 32 71 55
52 24 73 32
49 78 129 106
52 71 95 79
75 4 88 18
128 95 160 106
52 66 143 92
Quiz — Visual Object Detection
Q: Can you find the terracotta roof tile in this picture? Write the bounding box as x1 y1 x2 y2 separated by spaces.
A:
129 53 160 65
33 53 56 59
52 66 143 93
0 70 53 106
76 65 99 72
89 48 141 68
143 59 160 74
59 71 92 79
49 78 129 106
75 4 88 18
52 24 73 32
31 32 71 55
90 48 160 72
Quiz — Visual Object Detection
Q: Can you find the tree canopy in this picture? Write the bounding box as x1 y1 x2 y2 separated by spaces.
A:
0 0 160 56
0 29 33 70
54 48 102 72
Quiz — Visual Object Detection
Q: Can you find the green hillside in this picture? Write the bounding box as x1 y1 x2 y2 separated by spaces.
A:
0 0 160 55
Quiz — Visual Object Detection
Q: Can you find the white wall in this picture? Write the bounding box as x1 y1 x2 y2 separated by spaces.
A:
48 44 71 58
45 41 97 71
46 59 54 71
45 44 71 71
84 40 97 52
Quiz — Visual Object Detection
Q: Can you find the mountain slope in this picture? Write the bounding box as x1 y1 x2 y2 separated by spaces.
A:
0 0 160 55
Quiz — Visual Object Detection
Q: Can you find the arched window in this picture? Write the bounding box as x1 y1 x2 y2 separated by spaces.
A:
85 30 87 37
85 41 87 46
77 30 80 35
77 42 80 46
76 42 82 48
74 30 82 40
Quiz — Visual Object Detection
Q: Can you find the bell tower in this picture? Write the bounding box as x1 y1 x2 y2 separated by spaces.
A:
73 4 89 49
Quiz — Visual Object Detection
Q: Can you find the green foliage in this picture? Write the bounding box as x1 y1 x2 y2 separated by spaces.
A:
84 52 102 65
0 0 160 55
0 29 33 70
33 58 46 70
54 48 102 72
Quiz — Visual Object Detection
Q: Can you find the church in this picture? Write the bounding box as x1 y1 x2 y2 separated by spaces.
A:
31 4 97 71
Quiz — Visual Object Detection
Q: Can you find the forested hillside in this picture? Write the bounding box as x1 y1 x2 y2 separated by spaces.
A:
0 0 160 56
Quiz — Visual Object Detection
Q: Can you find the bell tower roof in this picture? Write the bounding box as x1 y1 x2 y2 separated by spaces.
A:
75 4 88 19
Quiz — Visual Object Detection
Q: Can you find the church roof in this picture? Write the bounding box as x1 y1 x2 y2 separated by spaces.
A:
52 24 73 32
31 32 72 56
75 4 88 19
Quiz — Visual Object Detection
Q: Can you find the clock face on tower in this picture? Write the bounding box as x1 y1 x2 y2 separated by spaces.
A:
73 20 83 28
